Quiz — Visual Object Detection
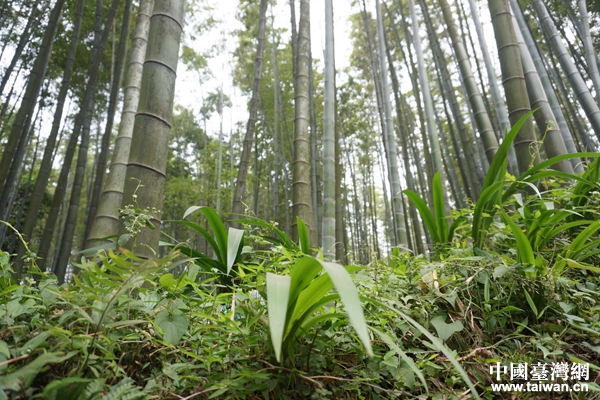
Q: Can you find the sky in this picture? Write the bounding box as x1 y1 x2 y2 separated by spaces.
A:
173 0 502 142
174 0 357 140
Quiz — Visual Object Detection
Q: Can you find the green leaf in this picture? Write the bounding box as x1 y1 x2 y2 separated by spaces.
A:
472 181 503 249
366 297 481 400
231 216 298 251
159 274 177 288
0 351 76 391
266 273 291 363
200 207 228 263
296 217 311 254
500 210 535 265
287 257 323 312
169 220 221 263
567 221 600 259
183 206 202 219
226 228 244 275
432 172 448 242
370 327 428 393
403 189 439 243
448 216 466 243
155 309 188 345
524 289 538 317
564 258 600 273
483 111 535 189
429 315 464 342
318 260 373 356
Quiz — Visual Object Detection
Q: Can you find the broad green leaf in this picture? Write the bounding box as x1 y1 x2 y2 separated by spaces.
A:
296 217 311 254
155 309 188 345
226 228 244 275
403 189 439 243
483 111 534 189
18 332 50 356
500 210 535 265
159 274 177 288
200 207 228 263
319 260 373 356
183 205 202 219
231 216 298 251
472 181 504 249
430 315 464 342
42 377 92 399
0 340 9 359
266 273 291 363
448 216 467 243
567 221 600 259
169 220 221 263
287 257 323 311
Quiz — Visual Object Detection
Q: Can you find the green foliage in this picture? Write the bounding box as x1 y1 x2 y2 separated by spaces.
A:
403 171 466 249
2 192 599 399
266 255 372 363
164 206 245 285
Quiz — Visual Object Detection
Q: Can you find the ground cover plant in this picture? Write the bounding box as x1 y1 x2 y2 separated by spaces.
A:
1 118 600 399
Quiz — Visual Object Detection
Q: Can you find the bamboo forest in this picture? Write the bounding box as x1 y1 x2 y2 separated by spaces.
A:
1 0 600 397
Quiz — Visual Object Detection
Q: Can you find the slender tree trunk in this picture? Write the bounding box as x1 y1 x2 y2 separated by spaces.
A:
512 14 573 173
291 0 314 242
54 0 122 281
271 8 280 225
421 1 480 198
438 0 499 171
531 0 600 142
466 0 518 173
510 0 582 171
322 0 335 260
0 0 65 224
488 0 540 175
118 0 185 259
84 0 132 245
376 0 407 248
308 39 321 245
289 0 297 79
86 0 154 249
381 12 424 254
231 0 268 224
409 0 448 216
0 0 41 99
578 0 600 101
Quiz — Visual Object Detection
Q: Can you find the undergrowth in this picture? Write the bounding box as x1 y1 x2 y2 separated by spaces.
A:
1 116 600 399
